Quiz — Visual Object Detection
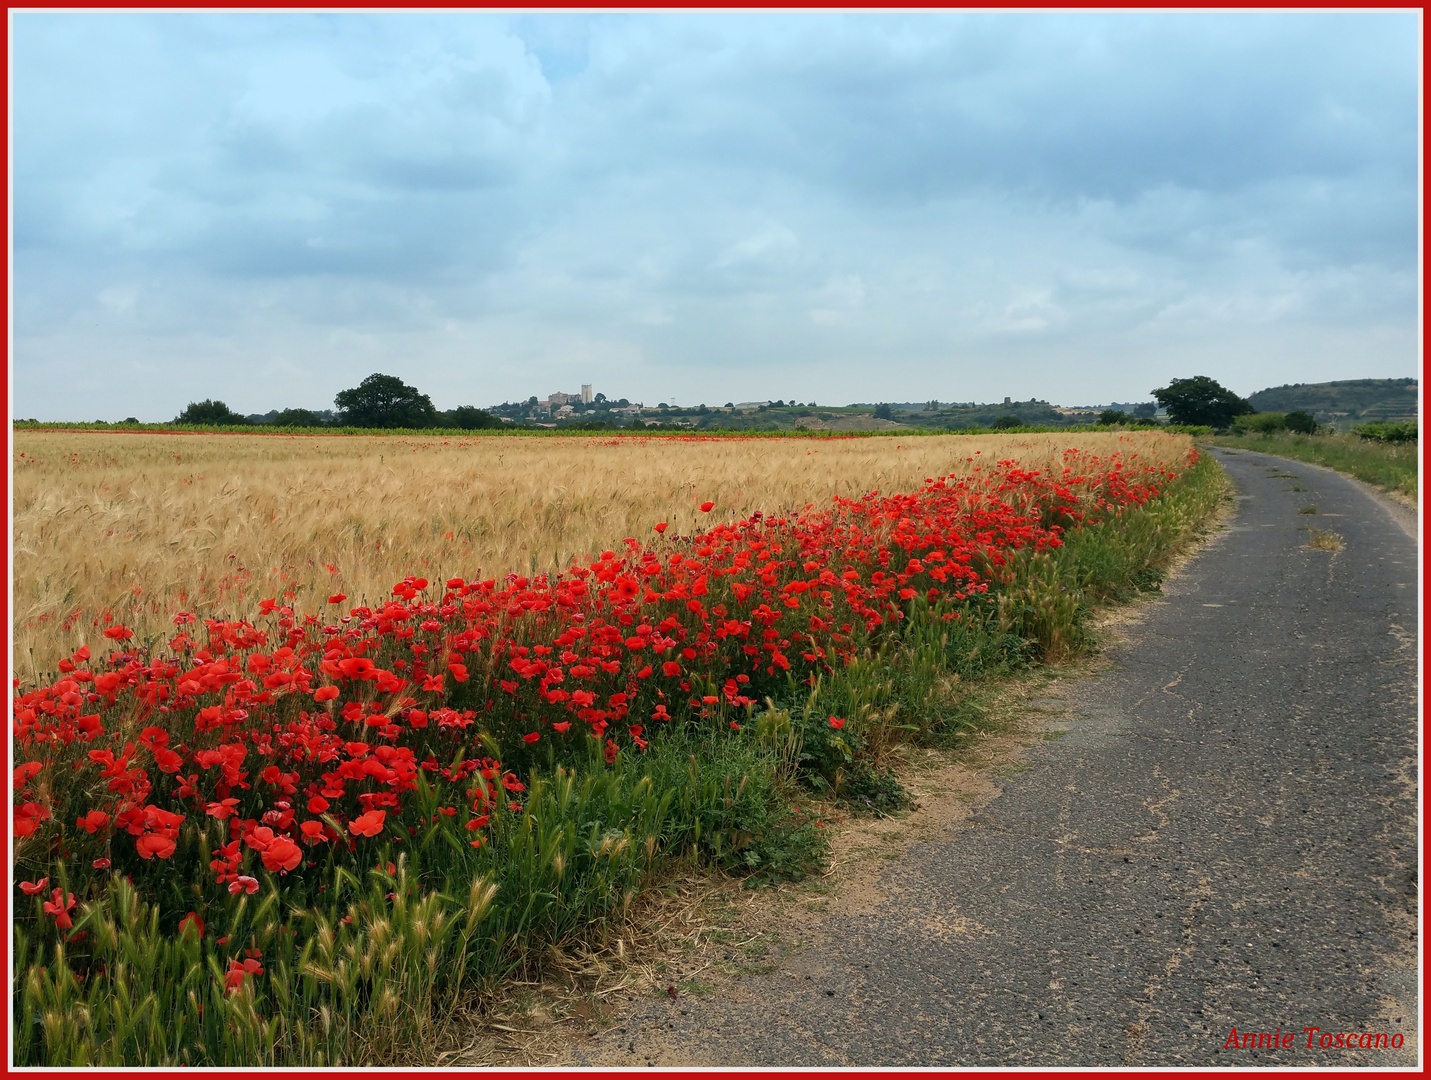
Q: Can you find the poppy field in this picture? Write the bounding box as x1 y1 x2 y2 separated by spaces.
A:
11 428 1221 1065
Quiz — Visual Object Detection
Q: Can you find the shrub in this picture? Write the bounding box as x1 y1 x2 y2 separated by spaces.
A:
1354 421 1417 443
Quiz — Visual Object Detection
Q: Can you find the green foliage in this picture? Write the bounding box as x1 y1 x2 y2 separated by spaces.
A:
174 400 249 426
1246 378 1417 427
1151 376 1253 429
872 403 894 420
270 408 328 428
1284 410 1318 434
992 414 1023 429
1208 430 1418 502
1099 409 1132 425
440 407 499 430
1231 411 1287 434
1353 421 1417 443
334 374 438 429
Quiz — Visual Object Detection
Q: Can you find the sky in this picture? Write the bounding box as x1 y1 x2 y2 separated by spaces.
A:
10 11 1421 421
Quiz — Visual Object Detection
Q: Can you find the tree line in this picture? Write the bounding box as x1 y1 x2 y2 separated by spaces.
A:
174 373 499 430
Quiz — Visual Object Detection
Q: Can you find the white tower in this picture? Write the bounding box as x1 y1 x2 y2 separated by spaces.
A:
581 384 593 404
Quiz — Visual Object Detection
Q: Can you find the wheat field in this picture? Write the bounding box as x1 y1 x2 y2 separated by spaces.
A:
11 429 1193 676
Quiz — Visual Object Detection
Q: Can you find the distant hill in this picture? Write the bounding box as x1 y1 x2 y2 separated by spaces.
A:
1247 378 1419 428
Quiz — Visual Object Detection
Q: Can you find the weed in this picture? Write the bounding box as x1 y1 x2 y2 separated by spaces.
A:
1299 506 1318 515
1305 529 1344 552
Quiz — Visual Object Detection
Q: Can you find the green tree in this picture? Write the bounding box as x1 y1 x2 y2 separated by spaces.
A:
442 406 499 430
1099 409 1132 425
1151 376 1253 428
334 373 437 428
873 403 894 420
174 399 248 425
271 408 326 428
992 414 1022 429
1284 410 1318 434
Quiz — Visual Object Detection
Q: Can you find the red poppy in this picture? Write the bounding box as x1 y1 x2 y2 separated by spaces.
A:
327 594 347 605
828 717 845 729
313 686 340 702
654 522 668 533
261 836 303 873
13 762 42 790
228 875 260 896
43 887 77 930
349 810 386 838
522 732 540 744
299 820 328 845
135 832 177 860
307 795 330 814
699 501 715 512
225 957 264 994
551 721 572 733
19 877 49 895
76 809 111 834
178 911 205 940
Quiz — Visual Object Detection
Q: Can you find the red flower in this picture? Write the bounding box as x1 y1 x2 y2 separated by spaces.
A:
178 911 205 940
327 594 347 605
14 802 50 838
228 875 260 896
92 858 110 870
654 522 668 533
307 795 330 814
349 810 386 838
299 820 327 846
136 832 177 860
225 957 264 993
19 877 49 895
828 716 845 729
261 836 303 873
551 721 572 733
13 762 42 790
206 799 241 820
313 686 340 702
699 501 715 513
43 887 77 929
522 732 541 744
102 624 134 641
76 809 111 834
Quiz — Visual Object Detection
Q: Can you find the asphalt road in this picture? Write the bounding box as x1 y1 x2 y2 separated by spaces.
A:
575 447 1420 1068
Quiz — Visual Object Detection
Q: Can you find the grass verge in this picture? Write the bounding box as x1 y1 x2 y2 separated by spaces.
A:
1208 430 1418 504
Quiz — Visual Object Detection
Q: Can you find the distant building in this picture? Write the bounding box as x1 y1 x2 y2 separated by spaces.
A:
580 384 593 404
734 401 771 410
555 404 575 418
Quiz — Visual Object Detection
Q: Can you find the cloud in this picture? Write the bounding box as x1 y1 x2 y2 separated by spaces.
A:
10 11 1419 419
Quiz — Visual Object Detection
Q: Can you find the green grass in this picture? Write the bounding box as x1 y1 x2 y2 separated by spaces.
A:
1208 431 1418 503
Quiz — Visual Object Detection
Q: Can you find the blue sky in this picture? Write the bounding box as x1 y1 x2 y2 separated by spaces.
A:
10 11 1420 420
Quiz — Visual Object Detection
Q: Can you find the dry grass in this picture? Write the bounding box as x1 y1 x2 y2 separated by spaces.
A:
11 429 1193 676
1304 528 1345 552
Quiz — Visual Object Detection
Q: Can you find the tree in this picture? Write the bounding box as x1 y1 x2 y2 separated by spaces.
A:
1152 376 1253 428
334 373 437 429
1285 410 1318 434
442 406 499 430
1099 409 1132 426
992 414 1022 429
873 403 894 420
272 408 326 428
175 399 248 425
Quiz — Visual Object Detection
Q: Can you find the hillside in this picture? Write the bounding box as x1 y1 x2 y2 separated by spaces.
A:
1247 378 1419 427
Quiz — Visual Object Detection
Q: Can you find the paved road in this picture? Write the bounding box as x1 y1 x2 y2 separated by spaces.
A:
576 448 1420 1067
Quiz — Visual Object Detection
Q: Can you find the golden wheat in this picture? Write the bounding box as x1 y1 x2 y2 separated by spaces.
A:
11 429 1192 676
